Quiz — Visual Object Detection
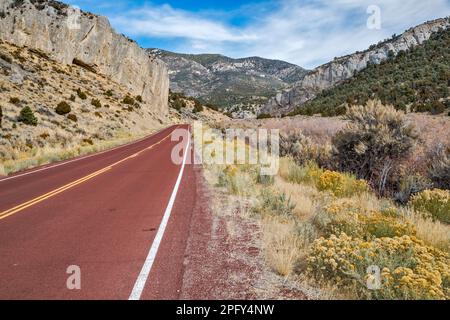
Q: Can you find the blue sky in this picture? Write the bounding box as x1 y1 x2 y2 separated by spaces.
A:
67 0 450 68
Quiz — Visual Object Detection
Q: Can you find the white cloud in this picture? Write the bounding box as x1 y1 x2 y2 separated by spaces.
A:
105 0 450 68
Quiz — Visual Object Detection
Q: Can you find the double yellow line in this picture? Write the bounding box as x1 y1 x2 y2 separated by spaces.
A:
0 131 174 222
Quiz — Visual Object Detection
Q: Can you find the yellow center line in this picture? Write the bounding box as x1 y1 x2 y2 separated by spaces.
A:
0 130 176 221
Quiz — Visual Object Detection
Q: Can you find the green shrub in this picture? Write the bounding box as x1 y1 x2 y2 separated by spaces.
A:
122 96 135 105
255 189 296 217
91 99 102 108
428 150 450 190
104 90 113 97
280 131 332 168
136 95 143 103
395 173 432 204
67 114 77 122
193 100 204 113
9 97 20 105
410 189 450 223
55 101 71 115
172 99 186 111
76 88 87 100
18 106 38 126
332 100 417 195
257 113 272 119
69 94 76 102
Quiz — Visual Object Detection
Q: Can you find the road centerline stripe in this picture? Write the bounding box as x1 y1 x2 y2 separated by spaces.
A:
129 127 191 300
0 130 175 222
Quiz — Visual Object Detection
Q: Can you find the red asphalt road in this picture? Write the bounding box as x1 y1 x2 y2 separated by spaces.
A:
0 124 195 299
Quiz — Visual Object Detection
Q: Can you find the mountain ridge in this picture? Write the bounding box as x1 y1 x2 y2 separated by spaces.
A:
148 48 308 118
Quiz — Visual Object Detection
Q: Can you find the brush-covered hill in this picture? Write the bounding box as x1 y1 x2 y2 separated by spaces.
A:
290 27 450 117
260 17 450 116
148 49 308 118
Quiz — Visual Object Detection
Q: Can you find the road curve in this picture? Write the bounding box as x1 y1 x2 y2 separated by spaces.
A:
0 124 194 299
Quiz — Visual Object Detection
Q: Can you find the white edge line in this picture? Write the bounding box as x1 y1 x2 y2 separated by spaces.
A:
128 128 191 300
0 126 176 183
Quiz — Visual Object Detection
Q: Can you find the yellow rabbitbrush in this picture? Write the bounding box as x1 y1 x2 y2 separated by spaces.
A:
308 234 450 300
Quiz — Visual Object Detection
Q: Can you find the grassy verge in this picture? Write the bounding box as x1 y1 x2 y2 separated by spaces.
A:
203 141 450 299
0 129 157 176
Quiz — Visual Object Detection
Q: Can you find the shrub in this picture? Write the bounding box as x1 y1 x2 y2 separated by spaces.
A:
76 88 87 100
255 189 296 217
279 158 323 186
395 173 432 204
104 90 113 97
428 149 450 190
307 234 450 300
193 100 204 113
82 138 93 145
18 106 38 126
257 113 272 119
316 199 415 239
136 95 143 103
9 97 20 105
216 165 256 196
69 94 76 102
91 99 102 108
172 99 186 111
122 96 135 105
332 100 418 195
410 189 450 223
55 101 71 115
280 131 332 168
0 105 2 128
67 114 77 122
317 170 369 197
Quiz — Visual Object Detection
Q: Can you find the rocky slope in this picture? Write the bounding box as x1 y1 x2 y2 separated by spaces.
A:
148 49 308 118
260 17 450 116
0 0 169 115
0 38 168 166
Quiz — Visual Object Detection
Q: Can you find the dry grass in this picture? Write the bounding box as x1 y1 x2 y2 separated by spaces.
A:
0 129 152 175
261 216 300 277
405 210 450 252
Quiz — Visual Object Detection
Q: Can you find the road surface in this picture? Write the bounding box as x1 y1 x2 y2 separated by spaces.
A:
0 124 196 299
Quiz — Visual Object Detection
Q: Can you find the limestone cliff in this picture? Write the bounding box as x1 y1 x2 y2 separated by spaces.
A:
261 17 450 116
0 0 169 115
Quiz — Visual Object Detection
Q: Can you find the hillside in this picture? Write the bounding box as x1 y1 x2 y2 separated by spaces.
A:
260 17 450 116
0 39 169 173
290 28 450 116
148 49 308 118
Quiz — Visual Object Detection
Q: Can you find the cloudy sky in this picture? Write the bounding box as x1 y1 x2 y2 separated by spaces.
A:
67 0 450 69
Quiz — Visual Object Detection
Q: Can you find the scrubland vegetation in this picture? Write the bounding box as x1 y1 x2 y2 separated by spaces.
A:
206 100 450 299
291 28 450 117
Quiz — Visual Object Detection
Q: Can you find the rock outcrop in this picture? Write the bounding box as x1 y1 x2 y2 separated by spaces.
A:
0 0 169 115
261 17 450 116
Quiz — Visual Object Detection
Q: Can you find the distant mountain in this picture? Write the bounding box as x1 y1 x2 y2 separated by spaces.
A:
260 17 450 116
147 49 308 118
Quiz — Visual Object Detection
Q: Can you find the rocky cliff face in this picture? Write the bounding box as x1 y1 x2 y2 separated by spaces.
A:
148 49 308 118
261 17 450 116
0 0 169 115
